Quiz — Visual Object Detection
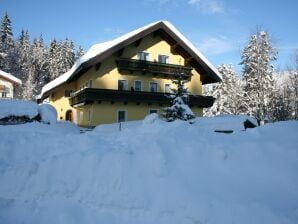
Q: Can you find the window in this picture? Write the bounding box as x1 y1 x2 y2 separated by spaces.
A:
134 80 142 91
118 80 128 90
149 109 158 114
118 110 126 122
1 92 7 98
64 90 73 97
158 55 169 64
165 84 171 93
150 82 157 92
137 51 150 61
89 80 92 88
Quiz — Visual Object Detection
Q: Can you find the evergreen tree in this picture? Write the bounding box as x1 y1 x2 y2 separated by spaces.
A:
0 12 14 72
163 75 195 122
240 30 277 124
204 64 244 116
48 39 60 80
76 45 84 59
31 35 50 96
14 30 32 98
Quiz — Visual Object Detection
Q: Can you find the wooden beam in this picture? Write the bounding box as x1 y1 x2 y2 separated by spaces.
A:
118 48 124 57
135 38 142 47
95 62 101 71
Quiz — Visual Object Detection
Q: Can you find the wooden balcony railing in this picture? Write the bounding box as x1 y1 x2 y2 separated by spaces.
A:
69 88 214 108
116 58 192 79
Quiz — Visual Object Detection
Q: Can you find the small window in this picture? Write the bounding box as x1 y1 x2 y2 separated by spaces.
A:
89 80 92 88
118 110 126 122
158 55 169 64
149 109 158 114
137 51 150 61
118 80 128 91
1 92 7 98
64 90 73 97
165 84 171 93
134 80 142 91
150 82 157 92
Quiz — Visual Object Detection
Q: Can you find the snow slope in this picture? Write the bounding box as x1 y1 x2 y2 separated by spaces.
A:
0 116 297 224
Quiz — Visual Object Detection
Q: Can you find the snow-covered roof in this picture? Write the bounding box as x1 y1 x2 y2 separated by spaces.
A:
0 69 22 85
41 20 222 98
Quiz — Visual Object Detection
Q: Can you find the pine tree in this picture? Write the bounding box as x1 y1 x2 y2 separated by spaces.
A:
163 75 195 122
31 35 49 96
240 30 277 124
14 30 32 98
204 64 244 116
48 39 60 80
0 12 14 72
76 45 84 59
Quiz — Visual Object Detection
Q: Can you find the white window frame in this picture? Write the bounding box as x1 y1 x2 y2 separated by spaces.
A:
134 80 142 91
149 109 159 114
118 80 128 91
149 81 158 93
164 83 171 93
158 54 169 64
117 110 127 123
137 51 150 61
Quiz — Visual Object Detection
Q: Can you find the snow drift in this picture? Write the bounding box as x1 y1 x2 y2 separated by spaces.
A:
0 115 297 224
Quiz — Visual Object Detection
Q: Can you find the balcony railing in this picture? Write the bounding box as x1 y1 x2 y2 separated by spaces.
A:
116 58 192 79
69 88 214 108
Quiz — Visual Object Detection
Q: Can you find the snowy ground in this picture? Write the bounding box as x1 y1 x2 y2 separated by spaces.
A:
0 112 297 223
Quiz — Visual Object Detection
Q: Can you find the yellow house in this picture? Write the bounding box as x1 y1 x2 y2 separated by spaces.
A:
0 69 22 99
40 21 222 127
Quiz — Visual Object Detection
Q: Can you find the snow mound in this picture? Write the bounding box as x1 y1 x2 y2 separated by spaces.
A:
38 104 57 124
142 113 159 124
0 99 38 119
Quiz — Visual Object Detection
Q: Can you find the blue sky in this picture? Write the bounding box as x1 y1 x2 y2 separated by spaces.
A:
1 0 298 72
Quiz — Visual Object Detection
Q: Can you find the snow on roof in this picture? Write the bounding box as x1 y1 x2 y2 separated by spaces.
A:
0 69 22 85
40 20 221 98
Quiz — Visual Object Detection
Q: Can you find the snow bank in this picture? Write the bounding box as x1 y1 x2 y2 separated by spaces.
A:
0 116 297 224
0 99 38 119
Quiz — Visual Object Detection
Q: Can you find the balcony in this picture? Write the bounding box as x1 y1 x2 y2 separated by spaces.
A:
116 58 192 79
69 88 214 108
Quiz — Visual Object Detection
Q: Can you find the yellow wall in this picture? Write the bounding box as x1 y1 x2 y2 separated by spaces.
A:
49 82 76 120
48 33 203 126
75 102 203 127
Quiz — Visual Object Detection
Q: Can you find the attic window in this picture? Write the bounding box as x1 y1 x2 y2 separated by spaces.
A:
137 51 150 61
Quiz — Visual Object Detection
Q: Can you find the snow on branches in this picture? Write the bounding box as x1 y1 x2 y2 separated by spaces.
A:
163 75 195 122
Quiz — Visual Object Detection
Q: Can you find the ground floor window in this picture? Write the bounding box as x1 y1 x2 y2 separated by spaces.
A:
118 110 126 122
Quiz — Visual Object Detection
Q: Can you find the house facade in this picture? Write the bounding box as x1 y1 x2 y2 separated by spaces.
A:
0 70 22 99
40 21 222 127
